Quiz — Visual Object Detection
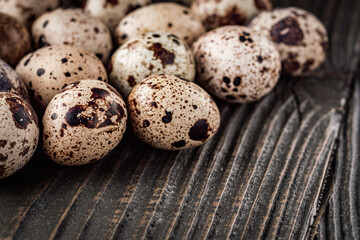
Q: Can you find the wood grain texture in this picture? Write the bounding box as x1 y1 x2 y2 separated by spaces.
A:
0 0 359 239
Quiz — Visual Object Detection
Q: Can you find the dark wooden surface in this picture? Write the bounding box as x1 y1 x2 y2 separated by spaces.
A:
0 0 359 239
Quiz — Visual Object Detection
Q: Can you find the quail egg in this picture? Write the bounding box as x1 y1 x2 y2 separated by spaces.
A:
0 0 60 28
85 0 150 33
0 13 31 67
16 45 108 109
193 25 281 103
250 7 328 75
128 74 220 150
109 31 195 98
0 59 30 102
0 92 39 179
115 2 205 46
32 8 112 63
191 0 272 30
43 80 127 166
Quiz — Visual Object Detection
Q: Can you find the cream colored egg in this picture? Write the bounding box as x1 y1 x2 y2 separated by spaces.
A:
0 59 30 102
0 92 39 179
16 45 108 109
0 0 60 28
43 80 127 166
84 0 150 33
191 0 272 30
115 3 205 46
109 31 195 98
32 8 112 63
193 25 281 103
250 7 328 75
128 74 220 150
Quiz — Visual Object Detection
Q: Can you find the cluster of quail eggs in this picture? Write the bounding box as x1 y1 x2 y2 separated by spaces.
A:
0 0 328 178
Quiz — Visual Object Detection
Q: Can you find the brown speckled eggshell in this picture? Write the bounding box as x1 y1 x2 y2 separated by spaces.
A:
250 7 328 75
191 0 272 30
85 0 150 33
115 3 205 46
31 8 112 63
192 25 281 103
109 31 196 98
0 92 39 179
0 0 60 28
43 80 127 166
0 13 31 67
16 45 108 109
128 74 220 150
0 59 30 102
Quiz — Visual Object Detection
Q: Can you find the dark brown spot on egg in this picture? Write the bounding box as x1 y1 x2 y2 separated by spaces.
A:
148 43 175 68
43 20 49 28
257 56 263 63
283 52 300 73
24 54 33 66
171 140 186 148
0 154 7 162
5 97 33 129
233 77 241 86
64 72 71 77
150 102 158 108
94 27 99 33
302 59 315 72
223 76 230 84
37 68 45 76
51 113 58 120
143 120 150 128
91 88 110 100
189 119 210 141
162 110 172 124
19 146 29 156
0 140 7 148
204 6 246 29
61 58 68 63
0 70 13 92
65 105 98 128
128 76 136 87
270 17 304 46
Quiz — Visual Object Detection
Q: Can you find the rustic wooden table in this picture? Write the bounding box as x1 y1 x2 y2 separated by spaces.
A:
0 0 359 239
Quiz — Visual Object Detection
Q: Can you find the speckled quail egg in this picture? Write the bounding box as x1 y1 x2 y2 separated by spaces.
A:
0 0 60 28
85 0 150 33
32 8 112 63
128 74 220 150
115 3 205 46
192 25 281 103
0 59 30 102
191 0 272 30
109 31 195 98
250 7 328 75
0 92 39 179
0 13 31 67
16 45 108 109
43 80 127 166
